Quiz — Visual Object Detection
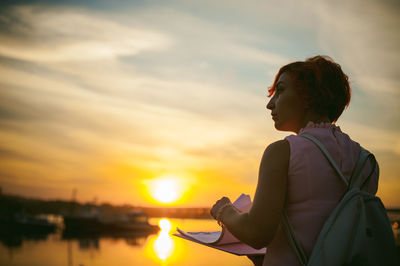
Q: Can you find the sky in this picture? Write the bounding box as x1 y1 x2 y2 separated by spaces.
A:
0 0 399 207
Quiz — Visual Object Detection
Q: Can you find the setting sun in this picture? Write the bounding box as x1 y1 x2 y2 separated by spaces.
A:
144 176 184 204
141 174 195 206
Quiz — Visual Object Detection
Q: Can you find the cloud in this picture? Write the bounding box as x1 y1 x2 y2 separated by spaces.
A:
0 54 266 173
226 44 290 67
313 0 400 93
0 5 171 62
340 120 400 156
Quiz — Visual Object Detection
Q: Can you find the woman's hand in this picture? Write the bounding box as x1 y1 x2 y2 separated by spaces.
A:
210 196 232 221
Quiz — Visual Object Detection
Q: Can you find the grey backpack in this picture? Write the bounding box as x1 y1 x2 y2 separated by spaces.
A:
283 134 397 266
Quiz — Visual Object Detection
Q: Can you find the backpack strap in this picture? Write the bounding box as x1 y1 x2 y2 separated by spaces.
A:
282 211 308 266
302 134 377 191
348 147 376 190
360 154 377 190
301 134 348 186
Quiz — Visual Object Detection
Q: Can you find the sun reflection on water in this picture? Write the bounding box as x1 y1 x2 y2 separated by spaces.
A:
154 218 174 261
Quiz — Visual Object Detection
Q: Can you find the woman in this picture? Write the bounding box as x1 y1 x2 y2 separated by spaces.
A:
210 55 379 265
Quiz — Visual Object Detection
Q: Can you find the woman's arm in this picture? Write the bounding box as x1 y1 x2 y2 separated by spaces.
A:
211 139 289 249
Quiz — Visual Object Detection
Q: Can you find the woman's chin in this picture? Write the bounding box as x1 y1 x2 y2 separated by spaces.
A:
274 123 297 133
274 124 286 132
273 121 282 130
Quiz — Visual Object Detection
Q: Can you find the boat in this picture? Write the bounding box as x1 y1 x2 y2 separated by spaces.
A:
63 211 159 237
0 213 58 235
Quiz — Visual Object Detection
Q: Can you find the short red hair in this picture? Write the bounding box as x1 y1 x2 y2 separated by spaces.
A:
268 55 351 122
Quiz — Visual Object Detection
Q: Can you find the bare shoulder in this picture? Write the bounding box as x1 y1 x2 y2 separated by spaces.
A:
266 139 289 150
262 139 290 162
258 139 290 181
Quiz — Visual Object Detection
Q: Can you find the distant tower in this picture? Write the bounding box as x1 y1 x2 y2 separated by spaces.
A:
69 188 77 215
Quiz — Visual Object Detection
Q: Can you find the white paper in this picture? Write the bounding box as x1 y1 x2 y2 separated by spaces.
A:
176 194 252 245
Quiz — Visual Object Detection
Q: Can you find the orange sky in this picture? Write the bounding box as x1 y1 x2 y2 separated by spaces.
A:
0 1 399 207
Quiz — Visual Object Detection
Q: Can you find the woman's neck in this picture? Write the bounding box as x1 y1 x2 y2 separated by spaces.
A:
296 112 331 134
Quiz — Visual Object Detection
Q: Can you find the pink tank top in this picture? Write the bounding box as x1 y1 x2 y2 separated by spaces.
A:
263 122 379 266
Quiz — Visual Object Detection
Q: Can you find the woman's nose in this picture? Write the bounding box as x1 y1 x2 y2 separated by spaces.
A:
266 97 274 110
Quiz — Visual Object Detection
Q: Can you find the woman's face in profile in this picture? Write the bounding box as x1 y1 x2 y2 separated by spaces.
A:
267 72 307 133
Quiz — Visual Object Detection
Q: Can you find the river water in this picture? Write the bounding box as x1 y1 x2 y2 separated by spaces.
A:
0 218 252 266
